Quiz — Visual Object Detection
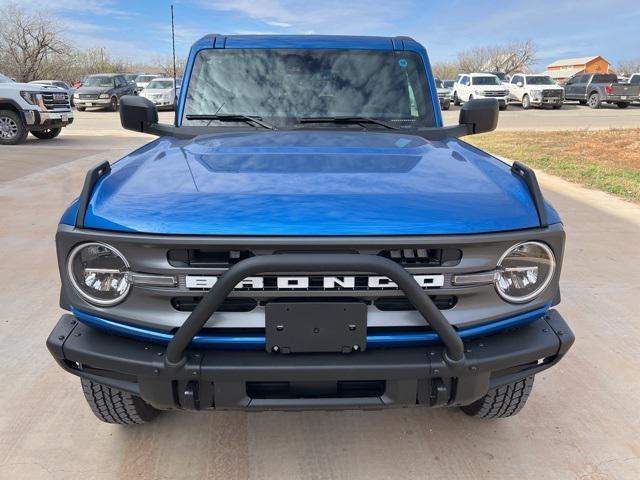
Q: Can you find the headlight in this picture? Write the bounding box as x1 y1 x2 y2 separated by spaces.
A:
20 91 41 105
99 93 110 99
495 241 555 303
73 93 79 98
67 242 130 306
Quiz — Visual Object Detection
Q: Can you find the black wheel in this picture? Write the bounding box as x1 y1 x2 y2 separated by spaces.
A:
461 376 534 418
588 92 601 109
521 94 531 110
76 106 86 112
468 94 474 102
0 109 28 145
110 96 118 112
453 92 460 106
499 103 508 111
81 378 160 425
31 127 62 140
442 100 450 111
617 102 629 109
552 104 563 109
578 100 587 105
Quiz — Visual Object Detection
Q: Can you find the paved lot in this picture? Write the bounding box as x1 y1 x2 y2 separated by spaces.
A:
0 112 639 479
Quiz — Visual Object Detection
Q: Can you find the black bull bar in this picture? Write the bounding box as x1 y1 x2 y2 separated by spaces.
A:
165 254 466 366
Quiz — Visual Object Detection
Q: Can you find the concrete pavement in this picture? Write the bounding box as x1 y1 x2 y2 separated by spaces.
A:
0 129 639 479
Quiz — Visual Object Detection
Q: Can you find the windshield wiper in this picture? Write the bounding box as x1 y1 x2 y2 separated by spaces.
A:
299 116 399 130
185 114 275 130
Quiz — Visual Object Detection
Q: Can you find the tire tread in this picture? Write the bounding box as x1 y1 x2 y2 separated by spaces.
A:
81 378 159 425
461 376 534 419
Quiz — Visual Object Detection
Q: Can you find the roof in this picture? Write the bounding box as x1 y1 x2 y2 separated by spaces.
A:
545 67 584 79
194 34 419 51
547 56 603 68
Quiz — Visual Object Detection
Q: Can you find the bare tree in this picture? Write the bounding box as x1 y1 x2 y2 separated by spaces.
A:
617 59 640 76
151 55 187 78
0 3 74 82
457 40 537 75
431 61 459 80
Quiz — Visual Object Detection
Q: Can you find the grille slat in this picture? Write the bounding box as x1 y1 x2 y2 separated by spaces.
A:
41 92 70 110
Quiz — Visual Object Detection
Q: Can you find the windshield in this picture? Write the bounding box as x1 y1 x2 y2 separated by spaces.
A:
443 80 454 88
0 74 13 83
527 76 555 85
84 76 114 88
472 76 502 86
492 72 508 81
146 80 173 89
630 75 640 85
136 75 156 82
434 78 444 88
184 49 435 129
124 74 138 81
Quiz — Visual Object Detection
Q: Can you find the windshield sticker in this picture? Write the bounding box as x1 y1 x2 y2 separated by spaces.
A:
398 58 408 68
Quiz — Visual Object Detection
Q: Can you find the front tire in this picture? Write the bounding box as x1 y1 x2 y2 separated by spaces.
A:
0 109 28 145
521 94 531 110
81 378 160 425
588 92 601 109
617 102 629 109
578 100 587 105
461 376 535 418
442 100 450 111
31 127 61 140
76 106 86 112
109 96 118 112
453 92 460 106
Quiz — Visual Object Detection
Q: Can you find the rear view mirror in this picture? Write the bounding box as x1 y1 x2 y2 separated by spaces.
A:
120 95 158 133
459 98 498 135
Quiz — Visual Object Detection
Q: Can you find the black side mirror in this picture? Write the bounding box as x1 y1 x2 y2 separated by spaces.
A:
120 95 159 133
459 98 498 135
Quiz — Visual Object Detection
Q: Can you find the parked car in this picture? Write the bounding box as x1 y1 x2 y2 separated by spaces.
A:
630 74 640 105
0 75 73 145
488 71 511 85
508 74 564 109
135 74 160 92
139 77 181 110
443 79 455 94
73 74 138 111
124 73 142 84
29 80 76 106
434 77 451 110
47 34 574 425
453 73 510 110
563 73 640 108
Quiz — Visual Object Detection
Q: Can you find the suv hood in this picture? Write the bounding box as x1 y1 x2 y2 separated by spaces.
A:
78 131 557 235
0 82 65 93
76 86 111 94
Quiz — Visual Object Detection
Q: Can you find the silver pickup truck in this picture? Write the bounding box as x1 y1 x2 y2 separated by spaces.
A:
563 73 640 108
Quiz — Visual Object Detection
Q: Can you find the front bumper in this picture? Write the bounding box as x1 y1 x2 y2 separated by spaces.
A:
530 97 563 105
23 109 74 129
47 309 573 411
74 98 111 107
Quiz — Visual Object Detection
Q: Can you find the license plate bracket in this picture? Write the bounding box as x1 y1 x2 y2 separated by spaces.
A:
265 302 367 353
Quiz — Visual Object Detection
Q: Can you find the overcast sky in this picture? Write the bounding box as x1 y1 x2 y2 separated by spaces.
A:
7 0 639 70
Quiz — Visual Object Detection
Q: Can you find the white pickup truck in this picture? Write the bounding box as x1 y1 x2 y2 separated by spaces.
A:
453 73 510 110
508 73 564 109
0 73 74 145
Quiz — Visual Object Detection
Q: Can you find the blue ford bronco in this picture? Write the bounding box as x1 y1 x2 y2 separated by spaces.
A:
47 35 574 424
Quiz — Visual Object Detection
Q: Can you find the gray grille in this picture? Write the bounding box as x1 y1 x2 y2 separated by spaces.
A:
42 92 70 110
79 93 99 99
481 91 508 97
542 90 563 98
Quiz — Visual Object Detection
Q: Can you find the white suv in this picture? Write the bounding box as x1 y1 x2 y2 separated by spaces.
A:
0 74 74 145
508 74 564 109
453 73 510 110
